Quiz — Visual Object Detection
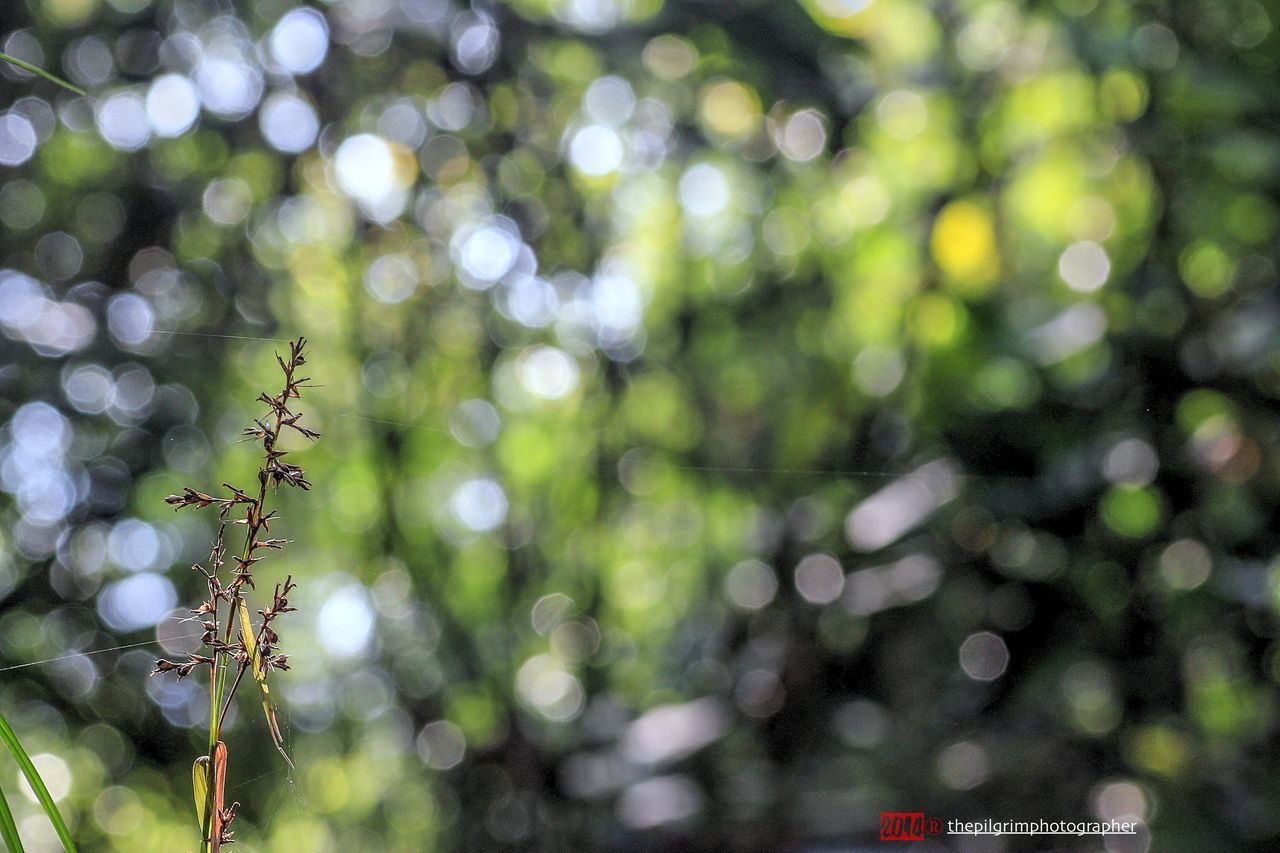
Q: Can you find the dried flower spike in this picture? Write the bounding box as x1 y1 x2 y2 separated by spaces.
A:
151 337 318 853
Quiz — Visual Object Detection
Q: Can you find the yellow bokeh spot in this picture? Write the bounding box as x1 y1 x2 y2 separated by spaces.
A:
45 0 96 26
1180 240 1234 298
307 758 351 813
622 371 701 450
498 421 558 483
818 173 890 241
1005 148 1088 241
842 288 902 342
1099 70 1149 121
909 292 965 347
1125 725 1190 778
1002 73 1096 145
875 1 939 63
931 200 999 294
698 80 761 141
805 0 940 63
269 818 333 851
611 560 668 611
801 0 876 37
390 142 419 187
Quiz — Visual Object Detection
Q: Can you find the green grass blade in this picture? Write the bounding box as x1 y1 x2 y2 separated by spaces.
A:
236 599 293 767
0 779 25 853
0 53 86 96
0 714 75 852
192 757 209 828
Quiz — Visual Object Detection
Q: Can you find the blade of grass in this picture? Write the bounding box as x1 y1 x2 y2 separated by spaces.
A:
0 779 24 853
0 53 85 96
192 757 209 829
0 713 75 852
236 600 293 767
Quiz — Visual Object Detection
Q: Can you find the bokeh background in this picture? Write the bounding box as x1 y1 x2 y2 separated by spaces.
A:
0 0 1278 849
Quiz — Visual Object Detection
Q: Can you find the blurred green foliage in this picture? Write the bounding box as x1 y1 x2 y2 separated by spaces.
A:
1 0 1279 850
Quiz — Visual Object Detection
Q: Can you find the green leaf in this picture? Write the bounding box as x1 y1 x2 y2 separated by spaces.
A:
0 713 76 852
0 779 25 853
192 757 210 828
237 599 292 767
0 53 85 96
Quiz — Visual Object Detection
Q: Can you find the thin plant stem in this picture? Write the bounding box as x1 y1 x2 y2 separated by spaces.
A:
201 572 222 853
219 665 249 726
201 666 218 853
0 53 85 96
200 646 226 852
